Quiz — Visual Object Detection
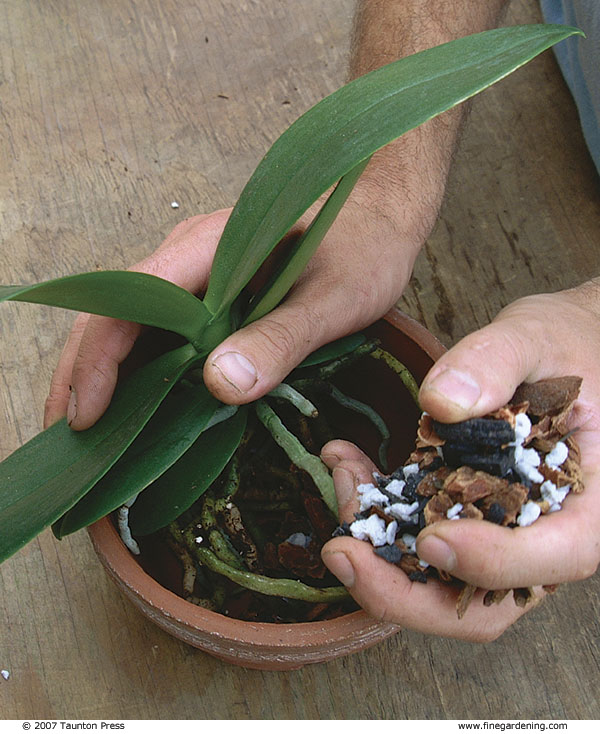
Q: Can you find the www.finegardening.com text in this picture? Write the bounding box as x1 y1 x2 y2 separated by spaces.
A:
458 723 568 731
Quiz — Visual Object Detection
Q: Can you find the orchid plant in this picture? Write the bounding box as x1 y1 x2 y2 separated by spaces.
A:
0 25 580 577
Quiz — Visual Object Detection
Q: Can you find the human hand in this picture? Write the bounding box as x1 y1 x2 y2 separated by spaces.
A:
44 192 422 430
321 282 600 640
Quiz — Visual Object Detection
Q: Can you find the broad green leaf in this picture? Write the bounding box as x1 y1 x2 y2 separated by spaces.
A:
295 332 368 369
53 381 223 538
242 158 370 324
203 24 581 317
0 271 211 350
0 343 202 562
128 407 248 536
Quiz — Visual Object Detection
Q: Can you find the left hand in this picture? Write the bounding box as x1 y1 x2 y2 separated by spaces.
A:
320 282 600 640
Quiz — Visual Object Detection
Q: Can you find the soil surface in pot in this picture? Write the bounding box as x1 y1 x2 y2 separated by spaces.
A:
132 331 423 624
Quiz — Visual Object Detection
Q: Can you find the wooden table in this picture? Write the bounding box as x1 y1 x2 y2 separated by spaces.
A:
1 0 599 720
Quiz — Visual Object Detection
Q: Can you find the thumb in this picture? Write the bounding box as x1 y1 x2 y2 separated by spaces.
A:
418 300 552 422
203 300 329 403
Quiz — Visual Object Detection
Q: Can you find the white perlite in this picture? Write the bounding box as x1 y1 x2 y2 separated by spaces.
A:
517 500 542 527
401 534 417 554
515 446 544 484
385 520 399 546
447 502 463 520
403 463 420 477
511 414 545 484
386 500 420 522
357 482 388 512
540 479 571 512
383 478 406 499
509 412 572 518
351 471 421 551
514 412 532 442
545 441 569 468
350 513 388 547
170 201 179 208
1 670 9 680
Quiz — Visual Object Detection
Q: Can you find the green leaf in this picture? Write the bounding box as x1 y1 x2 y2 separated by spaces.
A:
0 343 202 562
203 24 581 318
0 271 211 350
242 158 371 324
53 380 223 538
128 407 248 536
295 332 368 369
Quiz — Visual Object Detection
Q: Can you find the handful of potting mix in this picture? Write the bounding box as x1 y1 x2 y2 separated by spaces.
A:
334 376 584 618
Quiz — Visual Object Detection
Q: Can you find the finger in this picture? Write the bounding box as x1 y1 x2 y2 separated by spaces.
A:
203 271 396 404
418 297 557 423
44 313 90 428
319 440 379 521
416 475 600 588
50 211 230 431
66 316 142 430
136 210 227 293
418 327 535 424
320 439 376 471
321 535 538 640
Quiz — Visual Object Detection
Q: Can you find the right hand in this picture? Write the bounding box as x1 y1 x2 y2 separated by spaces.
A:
320 282 600 640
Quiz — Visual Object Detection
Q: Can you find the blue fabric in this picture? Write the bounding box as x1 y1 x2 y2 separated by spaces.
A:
540 0 600 174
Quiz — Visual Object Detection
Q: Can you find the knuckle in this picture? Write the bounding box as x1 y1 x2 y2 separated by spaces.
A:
111 318 140 348
160 213 208 245
574 547 600 581
457 550 507 592
358 594 398 625
252 303 317 363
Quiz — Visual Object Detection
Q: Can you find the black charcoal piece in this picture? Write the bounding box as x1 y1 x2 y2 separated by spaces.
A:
423 455 444 473
331 522 351 537
374 544 404 564
394 520 420 535
401 470 429 502
408 570 428 583
433 417 515 447
505 468 531 487
486 503 506 525
415 495 431 514
374 472 388 490
442 444 515 477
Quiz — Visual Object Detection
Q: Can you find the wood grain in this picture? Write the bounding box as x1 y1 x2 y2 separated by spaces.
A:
1 0 599 720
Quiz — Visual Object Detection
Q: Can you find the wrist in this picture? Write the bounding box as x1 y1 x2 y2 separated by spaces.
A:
345 121 459 253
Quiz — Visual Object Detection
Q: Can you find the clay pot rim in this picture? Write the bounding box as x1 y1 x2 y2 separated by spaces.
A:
88 308 445 652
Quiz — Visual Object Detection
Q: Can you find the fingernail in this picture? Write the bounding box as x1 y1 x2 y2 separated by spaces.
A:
212 352 257 393
67 389 77 426
417 534 456 572
320 450 342 470
423 368 481 411
332 467 356 506
322 551 355 588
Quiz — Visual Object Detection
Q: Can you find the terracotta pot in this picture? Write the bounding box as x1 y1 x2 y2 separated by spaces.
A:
88 308 445 670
